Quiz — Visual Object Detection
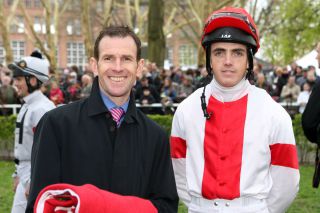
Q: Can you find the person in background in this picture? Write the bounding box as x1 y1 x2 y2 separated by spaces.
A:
255 72 273 96
26 26 178 213
49 80 64 105
0 73 19 104
272 66 287 100
170 7 299 213
297 82 311 114
80 72 94 99
9 52 55 213
176 75 194 102
280 75 301 103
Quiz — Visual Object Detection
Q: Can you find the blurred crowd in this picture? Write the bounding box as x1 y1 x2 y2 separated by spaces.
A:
0 60 319 115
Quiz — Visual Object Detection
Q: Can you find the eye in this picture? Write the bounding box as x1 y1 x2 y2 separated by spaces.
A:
103 56 113 61
233 50 245 57
123 56 133 61
213 50 224 57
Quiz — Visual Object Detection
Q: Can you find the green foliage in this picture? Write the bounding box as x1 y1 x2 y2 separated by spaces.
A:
262 0 320 65
148 114 173 135
0 114 316 163
292 114 317 163
0 115 16 159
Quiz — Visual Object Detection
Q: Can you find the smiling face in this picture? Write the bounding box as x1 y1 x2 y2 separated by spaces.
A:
90 36 144 106
13 76 29 98
210 42 248 87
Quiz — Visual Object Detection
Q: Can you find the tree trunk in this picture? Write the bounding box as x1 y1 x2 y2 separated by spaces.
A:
81 0 93 60
0 12 13 64
147 0 165 68
0 0 19 64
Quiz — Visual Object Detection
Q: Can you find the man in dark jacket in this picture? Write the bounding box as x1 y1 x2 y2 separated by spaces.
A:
26 26 178 213
302 42 320 142
302 42 320 188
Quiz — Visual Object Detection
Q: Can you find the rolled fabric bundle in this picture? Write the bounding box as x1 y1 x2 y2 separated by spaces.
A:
34 183 157 213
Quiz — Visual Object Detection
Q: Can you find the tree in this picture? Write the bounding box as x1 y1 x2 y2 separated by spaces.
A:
0 0 19 64
253 0 320 65
148 0 165 67
164 0 236 66
81 0 94 60
19 0 71 70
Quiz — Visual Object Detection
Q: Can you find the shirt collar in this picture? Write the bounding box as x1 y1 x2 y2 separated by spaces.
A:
23 90 42 104
100 90 129 112
87 77 138 124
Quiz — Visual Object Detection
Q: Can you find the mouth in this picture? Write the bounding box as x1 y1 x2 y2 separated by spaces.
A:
110 76 126 82
222 70 235 75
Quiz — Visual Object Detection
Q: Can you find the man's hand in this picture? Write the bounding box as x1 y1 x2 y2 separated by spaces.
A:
13 176 19 192
25 183 30 199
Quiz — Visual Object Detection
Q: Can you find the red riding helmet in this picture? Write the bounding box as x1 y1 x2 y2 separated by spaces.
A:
201 7 260 54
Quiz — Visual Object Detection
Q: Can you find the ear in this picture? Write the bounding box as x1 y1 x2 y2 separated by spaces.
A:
136 59 144 79
29 76 38 87
89 57 98 76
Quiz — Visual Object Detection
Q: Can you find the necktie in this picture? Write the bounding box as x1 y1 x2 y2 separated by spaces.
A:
110 107 125 127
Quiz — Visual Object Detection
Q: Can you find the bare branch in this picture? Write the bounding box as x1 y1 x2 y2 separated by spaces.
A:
164 17 196 36
60 0 72 15
164 7 177 33
18 1 48 57
103 0 114 26
125 0 133 27
7 0 19 24
186 0 202 26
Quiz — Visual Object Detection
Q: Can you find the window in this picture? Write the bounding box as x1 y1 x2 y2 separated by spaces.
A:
66 19 81 36
67 42 87 69
24 0 32 8
166 47 173 65
66 20 73 35
11 41 25 61
34 0 41 7
10 16 25 33
34 16 46 33
179 44 197 67
74 20 81 35
0 45 5 65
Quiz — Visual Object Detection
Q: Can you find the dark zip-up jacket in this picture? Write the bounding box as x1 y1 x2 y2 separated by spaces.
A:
26 77 178 213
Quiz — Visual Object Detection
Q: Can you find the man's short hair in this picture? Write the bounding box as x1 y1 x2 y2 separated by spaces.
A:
93 26 142 61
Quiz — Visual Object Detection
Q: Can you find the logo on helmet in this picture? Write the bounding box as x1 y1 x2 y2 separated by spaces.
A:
221 31 231 39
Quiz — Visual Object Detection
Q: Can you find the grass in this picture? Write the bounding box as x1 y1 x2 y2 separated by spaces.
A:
1 161 319 213
0 161 14 213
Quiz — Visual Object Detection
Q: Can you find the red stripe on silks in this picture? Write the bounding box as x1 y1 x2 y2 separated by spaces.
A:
170 136 187 158
270 143 299 169
32 127 36 133
202 95 248 200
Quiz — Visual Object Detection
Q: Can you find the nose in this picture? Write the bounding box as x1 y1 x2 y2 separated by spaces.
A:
113 58 122 72
13 79 18 87
223 52 232 66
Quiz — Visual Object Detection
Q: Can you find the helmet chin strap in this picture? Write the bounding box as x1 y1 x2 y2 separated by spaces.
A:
246 47 254 80
25 76 42 94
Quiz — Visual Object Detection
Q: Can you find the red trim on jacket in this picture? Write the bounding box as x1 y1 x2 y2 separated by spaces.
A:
270 143 299 169
170 137 187 158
